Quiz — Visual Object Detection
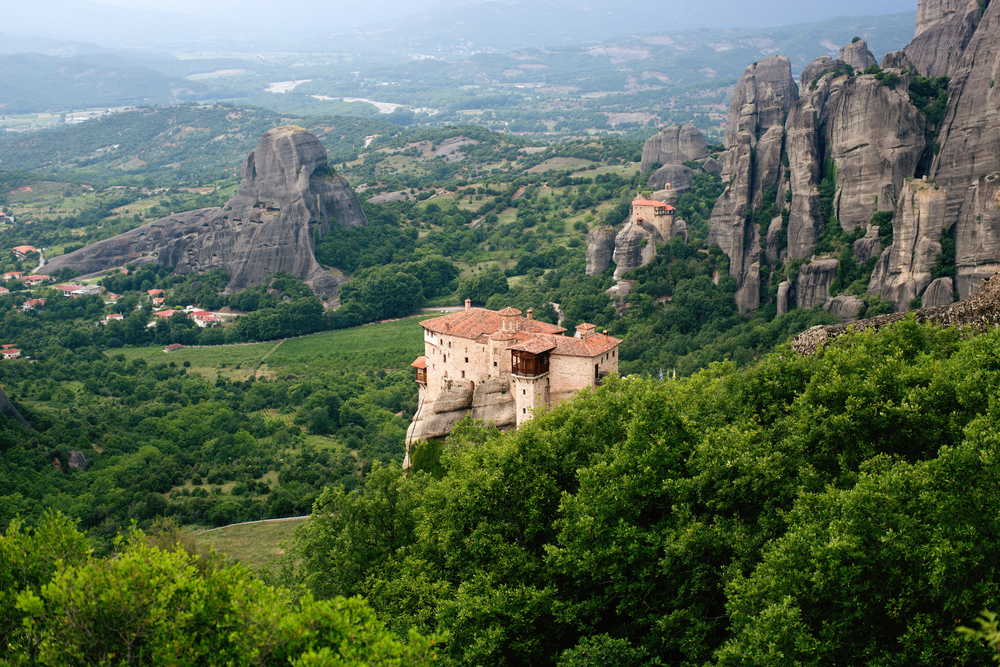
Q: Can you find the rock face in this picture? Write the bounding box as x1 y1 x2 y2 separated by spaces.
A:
44 127 368 298
647 164 693 191
868 179 948 311
640 124 709 171
952 173 1000 298
723 56 799 148
839 39 876 71
406 378 515 442
585 227 617 276
922 276 956 306
929 0 1000 245
904 0 983 77
734 263 760 315
800 57 842 89
796 258 840 309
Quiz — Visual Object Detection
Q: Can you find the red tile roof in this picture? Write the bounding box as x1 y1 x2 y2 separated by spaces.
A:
411 356 427 369
510 336 557 354
421 307 566 341
632 199 676 210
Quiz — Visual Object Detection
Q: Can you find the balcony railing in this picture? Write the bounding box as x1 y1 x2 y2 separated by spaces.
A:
512 351 550 377
415 367 427 383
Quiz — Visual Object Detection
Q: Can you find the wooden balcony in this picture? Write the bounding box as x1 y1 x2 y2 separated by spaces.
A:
415 367 427 383
512 350 550 377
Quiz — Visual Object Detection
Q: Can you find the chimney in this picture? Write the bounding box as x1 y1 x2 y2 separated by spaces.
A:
576 323 596 340
465 299 471 311
526 308 533 320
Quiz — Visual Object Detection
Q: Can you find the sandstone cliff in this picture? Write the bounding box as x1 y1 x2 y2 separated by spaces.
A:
44 127 367 298
904 0 983 77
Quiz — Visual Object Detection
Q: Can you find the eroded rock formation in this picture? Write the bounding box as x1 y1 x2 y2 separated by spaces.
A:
585 227 617 276
640 124 709 171
44 127 367 298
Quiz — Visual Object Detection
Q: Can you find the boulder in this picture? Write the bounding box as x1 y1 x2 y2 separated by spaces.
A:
839 39 876 71
825 294 865 321
406 408 471 443
585 226 617 276
904 0 983 77
701 158 722 173
44 127 368 298
868 178 948 310
640 124 709 171
68 450 88 471
922 276 956 306
647 164 693 191
796 258 840 309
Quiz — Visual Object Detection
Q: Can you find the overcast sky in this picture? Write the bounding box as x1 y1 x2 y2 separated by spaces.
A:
89 0 918 33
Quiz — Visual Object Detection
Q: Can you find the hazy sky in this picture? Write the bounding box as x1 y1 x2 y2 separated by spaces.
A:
90 0 918 33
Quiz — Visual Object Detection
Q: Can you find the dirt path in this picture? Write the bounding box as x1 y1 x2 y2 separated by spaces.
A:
193 514 310 535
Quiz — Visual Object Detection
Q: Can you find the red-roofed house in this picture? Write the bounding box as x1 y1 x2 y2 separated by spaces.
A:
1 348 21 360
406 300 621 453
22 298 44 311
0 287 8 296
54 284 86 297
23 274 50 285
152 297 165 306
102 313 124 325
12 245 36 259
154 309 180 319
4 272 23 280
147 289 164 297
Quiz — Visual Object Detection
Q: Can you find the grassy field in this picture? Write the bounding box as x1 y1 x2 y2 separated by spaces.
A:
195 517 307 571
263 315 432 375
112 342 276 381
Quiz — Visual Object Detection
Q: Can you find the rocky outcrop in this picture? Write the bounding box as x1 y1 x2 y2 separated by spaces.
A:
613 217 662 281
407 378 515 443
853 225 884 264
724 56 799 148
800 57 842 90
68 450 88 471
796 258 839 309
640 124 709 171
952 173 1000 298
647 164 693 191
825 294 865 321
839 39 876 71
792 269 1000 355
650 189 679 207
776 280 791 315
672 219 689 243
44 127 367 298
0 387 31 430
735 263 760 315
585 227 617 276
922 276 956 306
751 125 785 210
708 132 756 278
904 0 983 77
868 178 948 311
765 216 784 265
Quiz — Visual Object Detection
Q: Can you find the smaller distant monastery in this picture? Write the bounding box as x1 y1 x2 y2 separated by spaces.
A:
405 301 621 462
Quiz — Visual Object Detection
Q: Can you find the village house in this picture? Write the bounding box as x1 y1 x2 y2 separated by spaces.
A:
147 289 164 298
22 298 44 311
4 271 23 280
11 245 36 260
406 301 621 451
1 347 21 360
152 297 165 306
101 313 124 325
22 274 50 286
0 287 8 296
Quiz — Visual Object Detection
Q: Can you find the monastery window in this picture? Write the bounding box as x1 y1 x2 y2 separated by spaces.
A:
461 371 466 378
523 408 527 414
523 389 526 395
465 357 468 363
494 361 498 367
